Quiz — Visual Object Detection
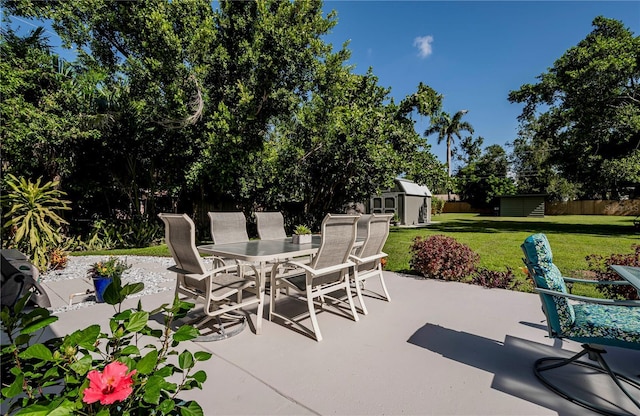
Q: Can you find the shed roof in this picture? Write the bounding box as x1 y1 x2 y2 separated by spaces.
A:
396 178 432 197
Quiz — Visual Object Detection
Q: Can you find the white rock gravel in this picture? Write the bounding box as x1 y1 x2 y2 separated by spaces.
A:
41 255 196 314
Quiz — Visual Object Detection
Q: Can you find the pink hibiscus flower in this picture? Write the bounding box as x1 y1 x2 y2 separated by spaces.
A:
82 361 137 405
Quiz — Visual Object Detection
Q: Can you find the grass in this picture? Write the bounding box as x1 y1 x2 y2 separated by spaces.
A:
73 213 638 296
384 213 638 296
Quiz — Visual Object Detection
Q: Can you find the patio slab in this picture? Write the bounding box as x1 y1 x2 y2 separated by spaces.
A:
13 261 640 415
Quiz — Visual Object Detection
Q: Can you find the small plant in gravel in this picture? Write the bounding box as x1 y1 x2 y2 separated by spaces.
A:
585 244 640 300
410 234 479 281
471 267 523 290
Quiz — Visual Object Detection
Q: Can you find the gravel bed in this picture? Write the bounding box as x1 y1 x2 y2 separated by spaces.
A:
42 255 202 314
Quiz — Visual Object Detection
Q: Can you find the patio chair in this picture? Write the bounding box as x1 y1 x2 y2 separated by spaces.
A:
159 213 258 340
208 211 249 245
255 211 287 240
269 214 360 341
349 213 393 315
521 233 640 415
1 250 50 309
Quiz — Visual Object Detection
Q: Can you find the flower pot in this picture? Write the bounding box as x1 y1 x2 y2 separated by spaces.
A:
291 234 312 244
92 276 113 303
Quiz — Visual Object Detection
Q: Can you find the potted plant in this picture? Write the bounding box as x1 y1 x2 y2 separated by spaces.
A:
88 257 130 302
292 224 312 244
392 213 400 226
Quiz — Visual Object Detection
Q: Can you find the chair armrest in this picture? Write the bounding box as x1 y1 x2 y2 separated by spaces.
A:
168 264 240 277
563 277 632 286
349 252 387 265
274 260 355 277
535 287 640 306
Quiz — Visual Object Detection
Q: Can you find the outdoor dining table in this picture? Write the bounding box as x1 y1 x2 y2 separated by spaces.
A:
610 265 640 294
197 236 362 334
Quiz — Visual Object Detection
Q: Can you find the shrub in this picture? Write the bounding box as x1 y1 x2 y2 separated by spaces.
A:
585 244 640 300
1 174 71 271
431 197 445 215
471 267 522 290
1 272 208 415
86 217 163 250
410 234 479 281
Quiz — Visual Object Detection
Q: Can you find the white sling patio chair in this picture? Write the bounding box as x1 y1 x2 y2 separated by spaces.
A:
208 211 250 245
349 213 392 315
159 213 258 340
269 214 360 341
255 211 287 240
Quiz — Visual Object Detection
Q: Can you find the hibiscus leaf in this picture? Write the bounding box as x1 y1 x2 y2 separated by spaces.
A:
193 352 212 362
143 375 163 404
172 325 199 342
160 399 175 414
137 349 158 374
121 282 144 297
69 354 93 375
120 345 140 356
20 316 58 334
18 344 53 361
1 374 24 398
179 400 204 416
191 370 207 383
178 351 194 370
74 325 101 350
46 399 78 416
14 403 50 416
125 311 149 333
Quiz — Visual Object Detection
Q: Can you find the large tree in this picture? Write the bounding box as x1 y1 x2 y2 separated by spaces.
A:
456 144 516 208
508 16 640 199
424 109 474 178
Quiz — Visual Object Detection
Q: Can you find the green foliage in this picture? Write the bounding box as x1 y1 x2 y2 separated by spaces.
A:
424 109 474 177
409 234 479 281
293 224 312 235
431 197 445 215
1 174 71 271
586 244 640 300
509 16 640 199
88 256 131 279
471 267 524 290
86 218 164 250
456 144 516 208
3 0 448 230
0 275 208 415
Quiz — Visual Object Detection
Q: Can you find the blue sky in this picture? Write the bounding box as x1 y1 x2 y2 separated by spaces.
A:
321 1 640 167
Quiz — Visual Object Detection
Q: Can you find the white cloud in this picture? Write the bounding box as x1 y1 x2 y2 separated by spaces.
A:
413 35 434 58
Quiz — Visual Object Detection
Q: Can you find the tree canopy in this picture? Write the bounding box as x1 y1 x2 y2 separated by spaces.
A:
1 0 446 230
509 16 640 200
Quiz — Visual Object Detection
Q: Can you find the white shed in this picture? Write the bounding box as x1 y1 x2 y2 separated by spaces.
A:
368 178 432 225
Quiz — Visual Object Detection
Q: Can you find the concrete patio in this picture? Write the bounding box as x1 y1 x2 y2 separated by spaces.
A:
34 256 640 415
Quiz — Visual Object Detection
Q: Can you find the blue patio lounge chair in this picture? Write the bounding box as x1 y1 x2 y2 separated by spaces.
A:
521 233 640 415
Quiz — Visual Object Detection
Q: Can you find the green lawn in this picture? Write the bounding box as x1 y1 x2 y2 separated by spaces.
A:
384 213 638 295
75 213 638 296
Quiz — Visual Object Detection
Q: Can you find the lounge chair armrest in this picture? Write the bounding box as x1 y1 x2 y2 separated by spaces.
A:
349 252 387 264
535 287 640 306
563 277 632 286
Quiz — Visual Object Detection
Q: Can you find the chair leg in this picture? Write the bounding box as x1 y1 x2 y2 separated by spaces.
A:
354 277 369 315
307 289 322 342
377 268 391 302
344 280 359 322
534 344 640 415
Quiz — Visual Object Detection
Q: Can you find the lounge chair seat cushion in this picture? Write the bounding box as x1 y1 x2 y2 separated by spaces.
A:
568 303 640 348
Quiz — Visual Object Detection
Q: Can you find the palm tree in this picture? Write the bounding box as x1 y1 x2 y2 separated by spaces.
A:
424 110 474 177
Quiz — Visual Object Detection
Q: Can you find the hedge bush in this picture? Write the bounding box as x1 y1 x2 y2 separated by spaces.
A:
410 234 479 281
